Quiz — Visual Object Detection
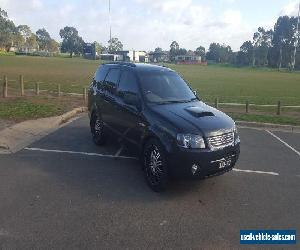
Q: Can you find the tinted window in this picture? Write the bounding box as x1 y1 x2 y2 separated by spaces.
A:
138 71 196 104
118 70 139 95
95 66 109 82
104 68 120 94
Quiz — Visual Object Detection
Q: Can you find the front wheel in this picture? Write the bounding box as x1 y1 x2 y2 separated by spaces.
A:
143 138 169 192
90 112 106 145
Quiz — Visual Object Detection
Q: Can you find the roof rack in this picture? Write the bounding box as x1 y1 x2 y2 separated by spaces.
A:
103 61 136 67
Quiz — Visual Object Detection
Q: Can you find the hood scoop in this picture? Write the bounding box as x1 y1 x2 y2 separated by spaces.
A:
184 106 215 118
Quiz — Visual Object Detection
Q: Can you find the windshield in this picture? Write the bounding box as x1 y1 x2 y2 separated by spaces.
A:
138 71 197 104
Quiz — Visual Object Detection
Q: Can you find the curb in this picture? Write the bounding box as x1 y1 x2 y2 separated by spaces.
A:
236 120 300 133
60 107 88 125
0 106 87 154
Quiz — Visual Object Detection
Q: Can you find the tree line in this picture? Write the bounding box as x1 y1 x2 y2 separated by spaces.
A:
165 15 299 70
0 8 59 53
0 8 124 57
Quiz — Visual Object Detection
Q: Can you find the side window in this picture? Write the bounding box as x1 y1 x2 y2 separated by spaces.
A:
95 66 108 84
118 70 139 96
104 68 120 94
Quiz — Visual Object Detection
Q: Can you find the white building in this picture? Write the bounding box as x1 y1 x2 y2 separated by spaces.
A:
125 50 148 62
100 50 149 62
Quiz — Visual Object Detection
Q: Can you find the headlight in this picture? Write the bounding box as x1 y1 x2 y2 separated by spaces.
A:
176 134 206 149
233 124 240 144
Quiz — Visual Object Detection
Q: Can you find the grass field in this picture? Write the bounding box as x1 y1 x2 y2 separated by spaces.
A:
0 55 300 125
166 64 300 106
0 56 99 94
1 56 300 105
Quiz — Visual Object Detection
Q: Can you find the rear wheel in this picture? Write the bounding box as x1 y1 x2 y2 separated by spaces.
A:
143 138 169 192
90 112 106 145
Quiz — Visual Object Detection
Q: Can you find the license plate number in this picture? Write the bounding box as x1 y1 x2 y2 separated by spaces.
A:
219 157 232 169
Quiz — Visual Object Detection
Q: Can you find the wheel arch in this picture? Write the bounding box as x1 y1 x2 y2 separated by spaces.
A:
141 127 173 156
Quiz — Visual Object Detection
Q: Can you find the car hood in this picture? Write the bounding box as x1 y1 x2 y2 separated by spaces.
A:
150 101 235 137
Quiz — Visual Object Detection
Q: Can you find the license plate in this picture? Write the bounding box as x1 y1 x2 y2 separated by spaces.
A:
219 157 232 169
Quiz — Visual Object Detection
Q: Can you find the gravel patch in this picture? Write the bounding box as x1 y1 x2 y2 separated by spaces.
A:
0 119 15 132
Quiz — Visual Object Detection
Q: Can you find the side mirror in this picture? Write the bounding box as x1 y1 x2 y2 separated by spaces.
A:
193 90 197 96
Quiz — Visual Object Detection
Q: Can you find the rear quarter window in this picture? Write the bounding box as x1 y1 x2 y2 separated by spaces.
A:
104 68 121 94
94 65 109 84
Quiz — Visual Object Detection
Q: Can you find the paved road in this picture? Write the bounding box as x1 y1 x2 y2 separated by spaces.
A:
0 115 299 249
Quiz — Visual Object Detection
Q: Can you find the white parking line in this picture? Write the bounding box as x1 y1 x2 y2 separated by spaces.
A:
266 130 300 157
24 147 139 160
22 148 285 177
114 145 124 157
233 168 279 176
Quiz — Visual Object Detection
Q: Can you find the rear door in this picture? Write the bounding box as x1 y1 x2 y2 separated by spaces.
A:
101 67 121 131
115 68 144 146
93 65 109 118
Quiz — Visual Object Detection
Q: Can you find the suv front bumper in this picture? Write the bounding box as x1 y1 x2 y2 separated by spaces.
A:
167 143 240 178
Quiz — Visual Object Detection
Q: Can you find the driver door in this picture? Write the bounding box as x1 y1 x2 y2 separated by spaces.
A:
114 69 144 146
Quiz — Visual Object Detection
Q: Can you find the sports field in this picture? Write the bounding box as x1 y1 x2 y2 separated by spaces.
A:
0 55 300 125
1 55 300 105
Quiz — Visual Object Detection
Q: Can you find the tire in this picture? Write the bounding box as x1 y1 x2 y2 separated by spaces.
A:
90 112 106 145
143 138 169 192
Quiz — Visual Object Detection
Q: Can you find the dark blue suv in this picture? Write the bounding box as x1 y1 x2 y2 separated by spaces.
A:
88 62 240 192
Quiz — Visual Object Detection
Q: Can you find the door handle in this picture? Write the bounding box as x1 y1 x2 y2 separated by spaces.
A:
138 122 146 127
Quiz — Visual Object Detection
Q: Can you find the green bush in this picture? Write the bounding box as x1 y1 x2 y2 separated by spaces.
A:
0 50 15 56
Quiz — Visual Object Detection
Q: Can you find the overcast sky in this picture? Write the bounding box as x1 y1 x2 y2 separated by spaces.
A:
1 0 299 51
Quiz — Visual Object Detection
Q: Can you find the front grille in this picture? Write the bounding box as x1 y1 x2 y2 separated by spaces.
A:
207 132 234 150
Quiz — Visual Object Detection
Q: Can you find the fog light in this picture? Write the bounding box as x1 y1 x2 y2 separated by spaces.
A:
191 164 198 175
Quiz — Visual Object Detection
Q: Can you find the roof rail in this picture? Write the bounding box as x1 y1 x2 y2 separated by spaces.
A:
103 61 136 67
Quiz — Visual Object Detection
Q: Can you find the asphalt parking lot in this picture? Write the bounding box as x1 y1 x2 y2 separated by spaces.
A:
0 114 299 249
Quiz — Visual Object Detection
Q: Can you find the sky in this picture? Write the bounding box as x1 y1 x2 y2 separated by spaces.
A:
0 0 299 51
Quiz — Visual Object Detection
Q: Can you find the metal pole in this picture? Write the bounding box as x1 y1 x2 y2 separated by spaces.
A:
109 0 112 51
292 2 300 70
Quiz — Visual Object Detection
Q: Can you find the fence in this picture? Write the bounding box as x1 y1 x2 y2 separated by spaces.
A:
211 98 289 115
1 75 88 103
1 75 300 116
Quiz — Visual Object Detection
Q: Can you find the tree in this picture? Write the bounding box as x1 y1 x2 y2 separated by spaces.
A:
195 46 206 61
0 8 17 51
206 43 220 62
251 27 272 66
60 26 84 57
169 41 179 61
178 48 187 55
48 39 59 53
154 47 163 53
206 43 233 63
36 28 51 51
236 15 300 70
270 16 295 69
14 31 24 50
237 41 253 65
17 25 31 39
107 37 123 52
94 41 104 55
16 25 32 50
26 33 38 51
